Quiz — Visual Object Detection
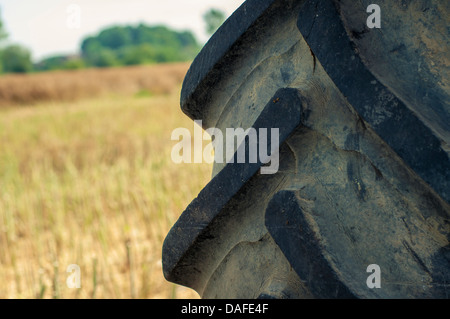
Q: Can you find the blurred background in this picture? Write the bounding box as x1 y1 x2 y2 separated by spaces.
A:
0 0 244 298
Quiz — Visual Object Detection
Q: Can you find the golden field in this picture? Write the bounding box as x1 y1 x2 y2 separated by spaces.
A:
0 63 211 298
0 62 191 107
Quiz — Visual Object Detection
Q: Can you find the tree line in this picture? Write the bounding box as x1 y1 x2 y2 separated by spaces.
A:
0 8 225 74
35 24 201 71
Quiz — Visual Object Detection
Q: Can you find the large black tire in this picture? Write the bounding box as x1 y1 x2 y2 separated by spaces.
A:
163 0 449 298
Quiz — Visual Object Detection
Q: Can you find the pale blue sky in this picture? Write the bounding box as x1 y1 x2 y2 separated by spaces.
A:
0 0 245 61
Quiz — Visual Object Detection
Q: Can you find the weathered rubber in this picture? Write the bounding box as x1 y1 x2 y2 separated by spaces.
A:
163 0 450 298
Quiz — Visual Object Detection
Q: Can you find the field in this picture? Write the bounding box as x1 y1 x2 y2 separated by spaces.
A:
0 63 211 298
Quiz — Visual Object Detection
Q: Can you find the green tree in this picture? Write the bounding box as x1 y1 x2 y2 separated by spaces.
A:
203 9 226 35
86 48 119 68
119 44 156 65
34 55 67 71
0 7 33 73
2 45 33 73
97 26 132 50
34 55 86 72
81 36 102 55
63 58 85 70
80 24 201 68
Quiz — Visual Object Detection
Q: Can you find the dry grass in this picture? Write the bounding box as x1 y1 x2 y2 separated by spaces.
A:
0 62 190 107
0 64 211 298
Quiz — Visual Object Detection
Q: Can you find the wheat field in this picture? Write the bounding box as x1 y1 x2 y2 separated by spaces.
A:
0 63 211 298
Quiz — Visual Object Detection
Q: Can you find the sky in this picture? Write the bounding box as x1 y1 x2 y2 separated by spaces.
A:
0 0 246 62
